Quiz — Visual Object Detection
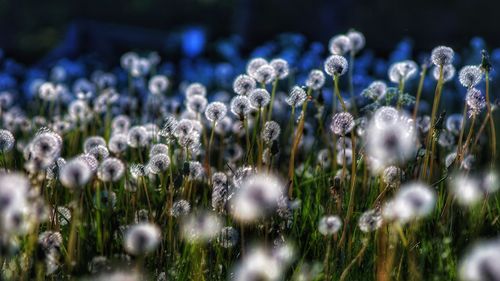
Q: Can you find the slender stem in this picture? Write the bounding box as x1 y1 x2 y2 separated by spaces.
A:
412 65 428 120
339 239 369 281
348 51 358 116
334 75 347 112
338 134 357 248
422 65 444 180
462 115 477 156
206 121 216 182
456 103 469 162
267 79 279 121
484 70 497 163
396 79 406 110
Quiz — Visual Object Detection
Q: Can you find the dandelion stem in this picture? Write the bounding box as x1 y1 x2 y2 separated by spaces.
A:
484 70 497 163
423 65 444 180
412 64 428 120
334 75 347 112
267 79 279 121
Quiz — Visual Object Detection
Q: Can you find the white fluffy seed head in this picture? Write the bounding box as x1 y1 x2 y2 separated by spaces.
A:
261 121 281 144
466 88 486 117
318 215 342 235
383 182 436 224
285 86 307 107
0 129 15 152
306 69 325 90
249 88 271 109
270 58 289 80
205 102 228 123
254 64 276 84
230 96 252 118
233 74 256 96
459 65 483 88
431 46 454 66
247 58 268 78
124 223 161 256
324 55 348 76
388 60 418 83
328 35 351 55
347 30 365 53
185 83 207 98
330 112 355 136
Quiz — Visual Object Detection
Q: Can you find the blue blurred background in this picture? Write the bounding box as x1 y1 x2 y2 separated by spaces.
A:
0 0 499 65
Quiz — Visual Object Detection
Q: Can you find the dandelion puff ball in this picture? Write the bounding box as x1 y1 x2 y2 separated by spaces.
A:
233 74 256 96
306 69 326 90
330 112 355 136
0 129 15 152
205 102 228 123
459 65 483 89
318 215 342 235
431 46 454 66
124 223 161 256
60 158 93 189
328 35 351 55
324 55 348 76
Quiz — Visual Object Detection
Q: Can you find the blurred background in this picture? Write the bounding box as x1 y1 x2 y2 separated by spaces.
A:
1 0 500 64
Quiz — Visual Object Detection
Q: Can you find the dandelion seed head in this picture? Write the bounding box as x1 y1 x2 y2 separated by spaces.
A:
97 158 125 182
148 75 169 95
249 88 271 108
261 121 281 144
121 52 139 71
171 200 191 218
324 55 348 76
450 174 483 206
230 173 284 222
388 60 418 83
108 134 128 154
174 119 194 138
77 154 99 172
127 126 149 148
130 58 151 77
382 166 403 187
285 86 307 107
233 74 257 96
87 145 110 161
246 58 268 78
459 239 500 281
254 64 276 84
130 164 146 179
330 112 355 136
233 247 282 281
358 209 383 232
205 102 228 123
84 136 107 154
0 129 15 152
270 58 289 80
306 69 325 90
230 96 252 118
383 182 436 224
318 215 342 235
181 212 222 243
328 35 351 55
459 65 483 88
347 30 365 52
124 223 161 256
446 114 463 135
186 95 208 113
147 153 170 175
185 83 207 98
431 46 454 66
466 88 485 117
365 81 387 100
112 115 131 134
149 144 169 158
60 158 92 189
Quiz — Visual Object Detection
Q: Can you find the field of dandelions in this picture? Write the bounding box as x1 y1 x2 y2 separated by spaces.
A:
0 30 499 281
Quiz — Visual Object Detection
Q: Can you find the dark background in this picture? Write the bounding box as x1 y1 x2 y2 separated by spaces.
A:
1 0 499 63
